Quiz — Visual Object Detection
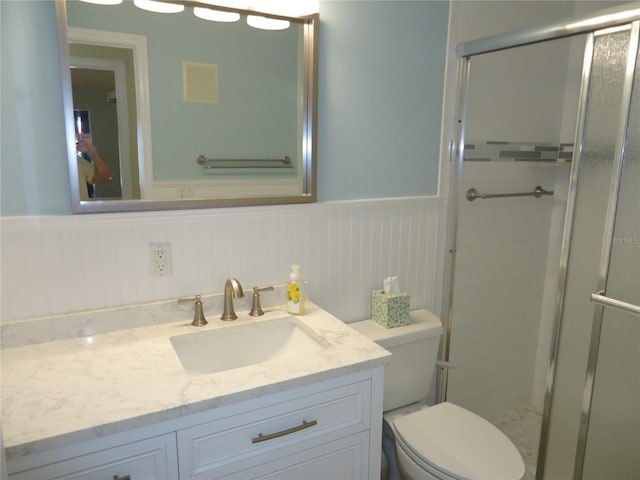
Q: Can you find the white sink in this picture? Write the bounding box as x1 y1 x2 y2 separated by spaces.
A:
170 316 329 374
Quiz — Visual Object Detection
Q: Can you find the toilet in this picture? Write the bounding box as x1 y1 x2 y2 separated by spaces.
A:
352 310 525 480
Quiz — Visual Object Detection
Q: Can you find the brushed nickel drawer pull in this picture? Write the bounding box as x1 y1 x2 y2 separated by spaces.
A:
113 475 131 480
252 419 318 444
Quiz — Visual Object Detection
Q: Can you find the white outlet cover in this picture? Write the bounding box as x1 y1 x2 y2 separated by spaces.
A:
150 242 172 276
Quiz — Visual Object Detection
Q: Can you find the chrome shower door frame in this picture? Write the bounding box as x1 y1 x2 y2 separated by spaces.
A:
573 20 640 480
437 53 470 404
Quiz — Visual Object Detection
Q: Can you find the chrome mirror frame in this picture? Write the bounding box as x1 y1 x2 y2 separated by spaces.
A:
55 0 318 213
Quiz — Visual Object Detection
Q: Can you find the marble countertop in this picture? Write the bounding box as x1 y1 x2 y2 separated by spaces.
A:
1 303 390 461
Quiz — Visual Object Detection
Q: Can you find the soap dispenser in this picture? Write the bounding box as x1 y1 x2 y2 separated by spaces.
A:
287 265 306 315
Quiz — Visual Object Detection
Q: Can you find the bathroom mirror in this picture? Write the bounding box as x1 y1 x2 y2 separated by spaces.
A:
57 0 318 213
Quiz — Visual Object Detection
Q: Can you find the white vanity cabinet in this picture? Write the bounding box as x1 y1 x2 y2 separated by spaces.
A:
7 370 383 480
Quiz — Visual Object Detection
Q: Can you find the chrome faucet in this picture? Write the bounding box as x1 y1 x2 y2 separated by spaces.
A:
221 278 244 321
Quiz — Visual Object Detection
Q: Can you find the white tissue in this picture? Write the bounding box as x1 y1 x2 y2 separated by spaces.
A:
383 276 400 295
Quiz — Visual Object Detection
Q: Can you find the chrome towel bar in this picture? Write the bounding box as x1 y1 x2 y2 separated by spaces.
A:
466 185 553 201
591 292 640 316
197 155 293 169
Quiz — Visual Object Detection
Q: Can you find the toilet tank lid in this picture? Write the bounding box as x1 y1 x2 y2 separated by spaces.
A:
350 310 443 348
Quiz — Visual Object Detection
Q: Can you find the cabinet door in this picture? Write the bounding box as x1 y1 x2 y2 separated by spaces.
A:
9 433 178 480
226 432 370 480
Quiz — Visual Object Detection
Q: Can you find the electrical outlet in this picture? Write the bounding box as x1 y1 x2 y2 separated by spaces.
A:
150 242 172 276
177 186 195 198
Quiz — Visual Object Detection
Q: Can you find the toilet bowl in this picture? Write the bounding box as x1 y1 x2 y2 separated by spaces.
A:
351 310 525 480
387 402 524 480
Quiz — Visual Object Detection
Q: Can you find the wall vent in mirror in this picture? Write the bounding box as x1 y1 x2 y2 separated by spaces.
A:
183 62 218 104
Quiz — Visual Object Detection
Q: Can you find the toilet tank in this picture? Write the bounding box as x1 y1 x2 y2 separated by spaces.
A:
351 310 443 411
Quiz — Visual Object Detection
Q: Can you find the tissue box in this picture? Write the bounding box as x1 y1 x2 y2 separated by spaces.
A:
371 290 410 328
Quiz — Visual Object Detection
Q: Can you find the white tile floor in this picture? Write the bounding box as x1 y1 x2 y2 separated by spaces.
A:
489 404 543 480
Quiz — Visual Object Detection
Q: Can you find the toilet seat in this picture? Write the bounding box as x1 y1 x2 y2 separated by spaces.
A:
392 402 525 480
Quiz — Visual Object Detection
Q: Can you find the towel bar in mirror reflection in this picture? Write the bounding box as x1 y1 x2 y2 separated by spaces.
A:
196 155 293 169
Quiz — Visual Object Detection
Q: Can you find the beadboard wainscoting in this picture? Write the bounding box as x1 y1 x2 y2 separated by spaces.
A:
0 197 443 326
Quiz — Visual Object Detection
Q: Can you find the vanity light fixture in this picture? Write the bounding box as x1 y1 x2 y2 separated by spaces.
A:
246 15 290 30
193 6 240 22
133 0 185 14
78 0 123 4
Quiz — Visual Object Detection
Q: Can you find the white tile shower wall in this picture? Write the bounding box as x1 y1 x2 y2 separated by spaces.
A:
446 161 562 419
0 197 442 325
463 34 574 144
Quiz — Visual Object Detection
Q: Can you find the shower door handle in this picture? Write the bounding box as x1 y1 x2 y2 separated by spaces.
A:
591 292 640 317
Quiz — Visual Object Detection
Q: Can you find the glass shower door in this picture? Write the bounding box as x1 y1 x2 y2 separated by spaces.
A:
542 26 634 480
542 22 639 480
579 24 640 480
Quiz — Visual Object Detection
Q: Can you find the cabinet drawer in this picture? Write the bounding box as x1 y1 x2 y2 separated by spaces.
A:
226 431 370 480
178 379 371 478
9 433 178 480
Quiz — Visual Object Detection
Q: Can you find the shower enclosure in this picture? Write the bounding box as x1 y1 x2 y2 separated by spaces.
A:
441 5 639 480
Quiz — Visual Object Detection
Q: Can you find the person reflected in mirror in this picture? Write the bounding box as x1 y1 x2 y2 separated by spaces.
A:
76 133 113 201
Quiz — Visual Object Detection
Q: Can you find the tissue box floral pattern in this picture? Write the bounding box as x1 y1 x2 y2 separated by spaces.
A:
372 290 410 328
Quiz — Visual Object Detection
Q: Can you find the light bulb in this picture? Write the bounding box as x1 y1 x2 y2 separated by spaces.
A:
249 0 319 17
194 7 240 22
133 0 184 14
247 15 290 31
79 0 123 4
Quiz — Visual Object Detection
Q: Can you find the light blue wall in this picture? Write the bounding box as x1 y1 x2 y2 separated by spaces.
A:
1 0 71 215
317 1 448 201
0 0 449 215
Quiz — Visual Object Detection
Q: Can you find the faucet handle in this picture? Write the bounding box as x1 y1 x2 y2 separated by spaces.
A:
249 286 275 317
178 294 208 327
